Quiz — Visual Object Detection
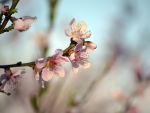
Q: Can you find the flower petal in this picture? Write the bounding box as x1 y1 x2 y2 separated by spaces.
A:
54 65 65 77
71 61 79 74
77 21 87 33
42 68 53 81
53 49 63 59
55 56 69 64
0 74 9 82
13 69 24 76
81 31 91 39
75 42 83 51
73 67 78 74
69 18 77 31
35 58 46 69
55 49 63 56
65 29 72 37
70 53 75 60
84 47 94 54
39 76 45 88
22 16 37 24
1 80 7 91
13 19 25 30
80 62 90 68
72 38 83 43
35 73 39 81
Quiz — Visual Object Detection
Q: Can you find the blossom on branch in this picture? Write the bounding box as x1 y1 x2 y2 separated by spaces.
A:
35 49 69 81
0 69 25 91
12 16 37 32
70 42 96 74
65 18 91 42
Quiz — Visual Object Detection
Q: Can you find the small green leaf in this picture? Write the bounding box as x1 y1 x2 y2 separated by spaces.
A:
9 8 18 15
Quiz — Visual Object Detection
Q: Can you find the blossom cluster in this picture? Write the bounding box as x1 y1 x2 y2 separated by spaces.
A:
0 17 97 95
33 18 97 88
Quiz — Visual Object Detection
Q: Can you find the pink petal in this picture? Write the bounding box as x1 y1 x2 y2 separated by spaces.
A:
35 73 39 81
77 21 87 33
71 61 79 74
69 18 75 26
81 62 90 68
22 16 37 24
53 49 63 59
70 53 75 60
54 65 65 77
84 47 94 54
72 38 83 43
75 42 83 51
55 49 63 56
81 31 91 39
69 18 77 31
73 67 78 74
42 68 53 81
13 19 25 30
13 70 22 76
55 56 69 64
35 58 46 68
65 29 72 37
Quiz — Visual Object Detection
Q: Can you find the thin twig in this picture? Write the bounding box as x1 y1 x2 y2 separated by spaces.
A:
0 0 19 33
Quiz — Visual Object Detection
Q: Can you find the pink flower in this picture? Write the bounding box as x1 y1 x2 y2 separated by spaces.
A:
35 49 69 81
13 16 37 32
65 18 91 42
70 42 91 74
0 69 25 91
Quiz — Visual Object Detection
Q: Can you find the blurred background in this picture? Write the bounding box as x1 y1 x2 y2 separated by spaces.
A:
0 0 150 113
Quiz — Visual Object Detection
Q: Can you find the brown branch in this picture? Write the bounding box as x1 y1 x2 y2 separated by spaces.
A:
0 0 19 34
0 39 83 69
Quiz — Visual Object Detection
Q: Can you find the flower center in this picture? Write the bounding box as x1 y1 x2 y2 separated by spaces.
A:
48 58 57 70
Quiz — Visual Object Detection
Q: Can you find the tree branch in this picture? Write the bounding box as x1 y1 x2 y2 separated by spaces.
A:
0 39 81 69
0 0 19 34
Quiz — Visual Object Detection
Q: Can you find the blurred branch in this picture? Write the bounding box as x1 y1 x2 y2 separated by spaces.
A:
82 55 117 103
48 0 59 29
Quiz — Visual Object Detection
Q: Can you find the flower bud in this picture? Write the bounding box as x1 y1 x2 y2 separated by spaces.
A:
2 4 9 14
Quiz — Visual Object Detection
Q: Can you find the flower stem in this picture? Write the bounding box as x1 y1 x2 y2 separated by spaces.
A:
0 61 35 68
0 0 19 34
0 39 80 69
